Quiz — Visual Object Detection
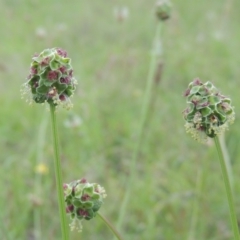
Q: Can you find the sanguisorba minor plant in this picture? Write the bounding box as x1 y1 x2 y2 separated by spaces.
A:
22 48 123 240
22 47 77 239
63 177 123 240
183 78 240 239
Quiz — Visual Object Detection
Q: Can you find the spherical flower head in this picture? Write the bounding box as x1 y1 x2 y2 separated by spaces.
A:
22 48 77 109
63 178 107 232
155 0 171 21
183 78 235 143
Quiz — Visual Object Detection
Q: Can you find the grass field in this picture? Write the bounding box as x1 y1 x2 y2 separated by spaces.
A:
1 0 240 239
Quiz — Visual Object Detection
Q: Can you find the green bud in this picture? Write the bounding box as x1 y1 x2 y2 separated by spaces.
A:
21 48 77 109
183 78 235 142
155 0 171 21
64 178 107 232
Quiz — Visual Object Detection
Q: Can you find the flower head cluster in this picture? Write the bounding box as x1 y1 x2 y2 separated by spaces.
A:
183 78 235 142
22 48 77 109
63 178 107 232
155 0 171 21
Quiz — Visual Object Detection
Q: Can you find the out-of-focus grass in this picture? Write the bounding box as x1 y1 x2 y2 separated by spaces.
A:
1 0 240 239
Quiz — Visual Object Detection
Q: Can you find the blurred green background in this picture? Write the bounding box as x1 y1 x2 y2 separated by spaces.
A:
1 0 240 239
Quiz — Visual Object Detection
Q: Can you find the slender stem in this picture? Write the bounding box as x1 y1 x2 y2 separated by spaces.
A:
219 133 233 189
214 136 240 240
117 22 162 230
97 212 124 240
50 104 69 240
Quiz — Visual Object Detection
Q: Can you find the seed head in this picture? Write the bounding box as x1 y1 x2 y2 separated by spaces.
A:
22 47 77 109
183 78 235 143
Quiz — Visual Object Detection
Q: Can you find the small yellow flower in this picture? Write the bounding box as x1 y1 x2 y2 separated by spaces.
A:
35 163 49 175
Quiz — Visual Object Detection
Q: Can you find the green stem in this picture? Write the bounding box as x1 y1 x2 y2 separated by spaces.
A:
97 212 124 240
117 22 163 230
50 104 69 240
219 133 233 188
214 136 240 240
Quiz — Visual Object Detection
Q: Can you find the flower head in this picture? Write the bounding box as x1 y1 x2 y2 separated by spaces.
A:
155 0 171 21
63 178 107 232
22 48 77 109
183 78 235 142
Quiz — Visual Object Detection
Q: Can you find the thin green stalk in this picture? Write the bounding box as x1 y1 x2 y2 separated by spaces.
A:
214 136 240 240
117 22 163 230
97 212 124 240
219 133 233 189
50 104 69 240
